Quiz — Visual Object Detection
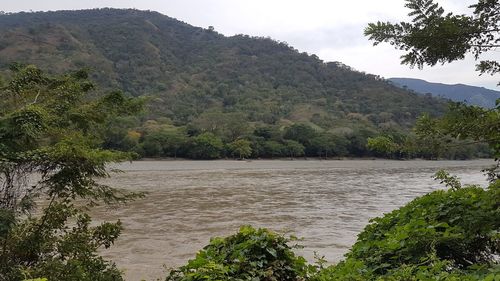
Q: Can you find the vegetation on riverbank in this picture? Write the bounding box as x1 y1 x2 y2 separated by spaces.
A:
1 0 499 280
106 115 491 160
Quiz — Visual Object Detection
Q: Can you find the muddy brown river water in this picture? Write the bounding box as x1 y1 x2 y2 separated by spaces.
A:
94 159 492 280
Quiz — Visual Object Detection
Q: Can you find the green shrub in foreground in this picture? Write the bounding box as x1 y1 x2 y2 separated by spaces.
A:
165 226 310 281
313 179 500 281
348 182 499 272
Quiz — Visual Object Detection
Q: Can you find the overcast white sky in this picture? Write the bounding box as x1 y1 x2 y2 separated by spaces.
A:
3 0 499 90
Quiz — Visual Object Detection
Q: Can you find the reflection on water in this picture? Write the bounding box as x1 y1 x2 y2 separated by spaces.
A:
94 160 491 280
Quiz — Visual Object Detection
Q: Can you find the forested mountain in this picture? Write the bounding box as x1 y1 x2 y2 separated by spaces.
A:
0 9 449 158
389 78 500 108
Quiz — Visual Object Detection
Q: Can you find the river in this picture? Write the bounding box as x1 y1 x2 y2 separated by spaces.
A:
94 159 493 280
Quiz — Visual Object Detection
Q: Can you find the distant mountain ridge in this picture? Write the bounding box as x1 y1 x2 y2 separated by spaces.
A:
0 9 445 131
389 78 500 108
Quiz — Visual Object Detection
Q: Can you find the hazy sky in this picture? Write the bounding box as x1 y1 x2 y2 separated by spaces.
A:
3 0 499 90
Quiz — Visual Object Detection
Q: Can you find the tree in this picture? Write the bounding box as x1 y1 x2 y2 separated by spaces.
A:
102 116 141 151
366 136 399 158
162 129 189 158
188 132 224 159
309 133 349 158
228 139 252 159
413 113 449 159
263 141 285 158
345 128 376 157
283 124 318 147
141 128 188 158
283 140 305 158
365 0 500 83
191 111 250 142
254 126 273 140
141 136 163 156
0 65 141 280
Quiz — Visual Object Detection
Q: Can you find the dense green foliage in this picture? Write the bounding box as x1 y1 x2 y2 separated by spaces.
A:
350 182 499 273
130 121 374 159
0 65 141 281
404 100 499 164
0 9 452 160
166 226 310 281
366 127 491 160
417 102 500 160
187 132 224 160
103 117 489 160
228 139 253 159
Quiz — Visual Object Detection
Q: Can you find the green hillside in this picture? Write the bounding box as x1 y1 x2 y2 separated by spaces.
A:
0 9 449 158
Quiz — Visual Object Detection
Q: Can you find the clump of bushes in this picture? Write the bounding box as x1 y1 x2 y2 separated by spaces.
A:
165 226 310 281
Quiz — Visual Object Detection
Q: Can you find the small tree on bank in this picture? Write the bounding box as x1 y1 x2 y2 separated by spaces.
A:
228 139 252 159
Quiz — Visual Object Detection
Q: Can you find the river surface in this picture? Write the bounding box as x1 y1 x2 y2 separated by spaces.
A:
94 159 492 280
